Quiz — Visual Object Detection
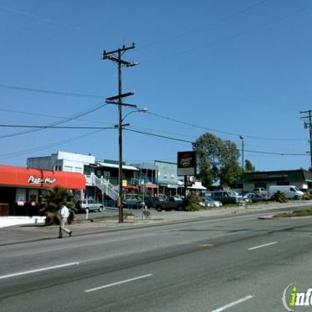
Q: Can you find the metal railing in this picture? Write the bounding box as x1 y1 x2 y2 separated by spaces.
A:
90 175 119 201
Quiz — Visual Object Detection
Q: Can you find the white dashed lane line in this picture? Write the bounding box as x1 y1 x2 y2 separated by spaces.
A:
85 273 153 293
0 262 79 280
211 295 254 312
248 241 278 251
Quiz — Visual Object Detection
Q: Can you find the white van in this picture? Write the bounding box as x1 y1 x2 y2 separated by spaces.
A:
268 185 304 200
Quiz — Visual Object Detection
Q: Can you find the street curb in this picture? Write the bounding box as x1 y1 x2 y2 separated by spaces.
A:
258 215 275 220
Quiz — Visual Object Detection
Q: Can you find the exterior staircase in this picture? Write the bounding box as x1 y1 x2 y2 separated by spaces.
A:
91 175 118 201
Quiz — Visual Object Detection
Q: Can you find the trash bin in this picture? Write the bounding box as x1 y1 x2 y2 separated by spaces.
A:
0 203 9 216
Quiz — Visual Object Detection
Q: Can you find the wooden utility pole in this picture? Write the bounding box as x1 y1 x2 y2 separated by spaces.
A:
300 110 312 171
103 43 137 223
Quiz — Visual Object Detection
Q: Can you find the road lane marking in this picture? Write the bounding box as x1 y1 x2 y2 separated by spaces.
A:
211 295 254 312
85 273 153 293
0 262 79 280
198 243 214 247
248 241 277 251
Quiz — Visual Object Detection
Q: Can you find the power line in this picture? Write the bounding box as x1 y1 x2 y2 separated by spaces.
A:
126 128 309 157
147 111 306 142
0 110 308 156
142 3 312 64
0 84 104 99
0 83 306 142
0 103 109 139
142 0 269 49
0 121 307 159
0 124 114 130
126 128 194 144
0 130 105 161
0 5 86 32
245 149 307 156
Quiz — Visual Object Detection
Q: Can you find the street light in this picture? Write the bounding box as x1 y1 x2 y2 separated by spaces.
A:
239 135 245 195
116 107 148 222
122 107 148 122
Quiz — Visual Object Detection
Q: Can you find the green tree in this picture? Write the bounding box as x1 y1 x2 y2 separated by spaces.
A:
41 186 76 225
220 159 242 188
245 159 255 172
193 133 241 188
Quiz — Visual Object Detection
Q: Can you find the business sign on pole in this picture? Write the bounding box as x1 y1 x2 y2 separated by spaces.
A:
177 151 197 176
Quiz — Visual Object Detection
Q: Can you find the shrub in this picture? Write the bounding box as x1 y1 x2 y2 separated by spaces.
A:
40 186 76 225
186 203 201 211
270 190 288 203
185 190 201 211
302 193 312 200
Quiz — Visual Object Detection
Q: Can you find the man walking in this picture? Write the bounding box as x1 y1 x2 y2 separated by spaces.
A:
59 204 72 238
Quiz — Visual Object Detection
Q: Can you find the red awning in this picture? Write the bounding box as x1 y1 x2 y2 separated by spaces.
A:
0 165 85 189
145 183 158 189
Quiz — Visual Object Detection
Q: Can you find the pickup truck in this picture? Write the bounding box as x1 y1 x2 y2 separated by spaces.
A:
152 196 186 212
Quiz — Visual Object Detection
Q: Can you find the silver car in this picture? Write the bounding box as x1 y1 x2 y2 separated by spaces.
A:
76 199 104 212
200 197 223 208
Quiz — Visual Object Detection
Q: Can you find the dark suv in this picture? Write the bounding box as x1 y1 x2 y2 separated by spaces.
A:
143 196 161 208
208 191 241 205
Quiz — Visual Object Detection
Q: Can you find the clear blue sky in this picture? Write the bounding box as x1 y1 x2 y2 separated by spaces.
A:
0 0 311 171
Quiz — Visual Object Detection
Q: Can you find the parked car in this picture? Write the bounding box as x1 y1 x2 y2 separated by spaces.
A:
143 196 162 208
244 192 269 203
152 196 186 212
253 187 267 195
171 195 184 201
122 199 143 209
75 199 104 212
207 190 242 205
200 197 223 208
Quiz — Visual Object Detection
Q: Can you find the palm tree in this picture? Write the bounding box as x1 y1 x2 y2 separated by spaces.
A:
271 190 288 203
41 186 76 225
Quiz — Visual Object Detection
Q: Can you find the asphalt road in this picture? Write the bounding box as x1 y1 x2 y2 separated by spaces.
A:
1 206 312 311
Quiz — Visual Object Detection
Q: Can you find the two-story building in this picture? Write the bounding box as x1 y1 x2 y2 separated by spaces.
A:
155 160 182 196
27 152 159 204
27 152 182 202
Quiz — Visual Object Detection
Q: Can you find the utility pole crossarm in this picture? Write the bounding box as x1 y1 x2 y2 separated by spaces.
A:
103 43 135 57
103 43 137 66
106 92 134 102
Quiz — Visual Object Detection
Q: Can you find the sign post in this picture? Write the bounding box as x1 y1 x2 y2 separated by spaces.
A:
177 151 197 198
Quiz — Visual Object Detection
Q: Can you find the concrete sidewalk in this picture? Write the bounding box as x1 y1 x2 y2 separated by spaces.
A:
0 216 46 228
0 200 311 246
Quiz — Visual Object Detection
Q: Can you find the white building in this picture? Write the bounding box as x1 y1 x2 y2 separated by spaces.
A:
27 151 96 174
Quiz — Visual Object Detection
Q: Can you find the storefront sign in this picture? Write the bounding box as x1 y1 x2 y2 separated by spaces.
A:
177 151 197 176
253 173 288 180
0 164 85 189
28 176 56 184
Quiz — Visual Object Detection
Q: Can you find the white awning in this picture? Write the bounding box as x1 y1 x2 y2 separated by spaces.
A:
187 182 207 190
96 162 139 171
